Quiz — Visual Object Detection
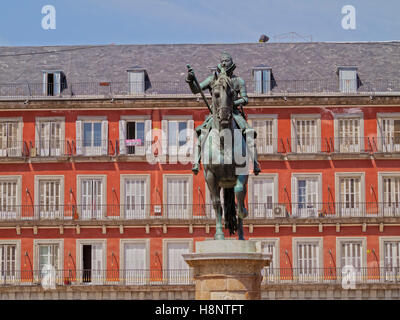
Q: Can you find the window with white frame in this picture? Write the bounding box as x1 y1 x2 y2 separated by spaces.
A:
250 176 276 218
339 240 364 280
259 240 278 283
296 241 321 282
0 119 22 157
35 176 63 220
76 118 108 156
379 173 400 216
291 115 320 153
165 241 191 285
292 174 321 218
337 174 364 216
119 118 152 156
164 175 192 219
123 241 148 285
161 117 194 157
249 115 277 154
382 240 400 281
378 115 400 152
127 69 145 95
78 176 106 220
79 242 105 284
35 118 64 157
338 67 357 93
42 71 62 96
253 67 271 94
0 244 17 282
121 175 149 219
0 177 21 220
37 244 60 281
335 114 363 153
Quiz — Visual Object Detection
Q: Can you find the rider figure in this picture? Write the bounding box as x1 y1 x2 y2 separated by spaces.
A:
186 52 261 176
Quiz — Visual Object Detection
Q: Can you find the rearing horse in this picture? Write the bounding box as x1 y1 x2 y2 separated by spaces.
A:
202 71 249 240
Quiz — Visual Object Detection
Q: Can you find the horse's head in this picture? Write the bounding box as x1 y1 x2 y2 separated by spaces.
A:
211 72 234 129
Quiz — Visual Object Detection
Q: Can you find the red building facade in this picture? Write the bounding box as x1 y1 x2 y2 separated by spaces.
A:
0 42 399 297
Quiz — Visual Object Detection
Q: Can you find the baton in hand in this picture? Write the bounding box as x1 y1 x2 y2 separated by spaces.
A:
186 64 212 114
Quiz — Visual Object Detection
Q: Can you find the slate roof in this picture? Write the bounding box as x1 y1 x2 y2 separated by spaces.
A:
0 41 399 94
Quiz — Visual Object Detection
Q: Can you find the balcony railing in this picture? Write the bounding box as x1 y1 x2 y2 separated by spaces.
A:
262 267 400 284
0 269 193 286
330 137 374 153
373 136 400 153
0 202 399 221
0 267 398 286
1 79 400 99
29 140 71 157
0 141 29 158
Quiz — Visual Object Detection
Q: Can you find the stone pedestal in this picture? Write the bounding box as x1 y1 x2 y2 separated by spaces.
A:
183 240 271 300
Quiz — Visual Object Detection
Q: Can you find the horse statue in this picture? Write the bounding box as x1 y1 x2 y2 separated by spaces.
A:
200 71 251 240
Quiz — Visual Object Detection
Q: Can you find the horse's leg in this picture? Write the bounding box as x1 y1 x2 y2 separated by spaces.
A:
205 169 224 240
234 175 248 240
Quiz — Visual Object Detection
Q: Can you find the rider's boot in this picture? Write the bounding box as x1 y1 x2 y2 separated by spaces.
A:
192 163 199 175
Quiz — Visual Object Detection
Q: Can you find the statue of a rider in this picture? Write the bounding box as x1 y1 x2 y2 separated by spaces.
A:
186 52 261 176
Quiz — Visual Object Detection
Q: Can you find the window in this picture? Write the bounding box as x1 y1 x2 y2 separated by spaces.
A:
296 242 320 282
161 117 194 157
0 119 22 157
258 240 279 283
164 240 192 285
379 173 400 216
337 174 364 217
37 243 60 282
80 243 105 284
78 176 106 220
127 68 145 95
119 118 152 156
76 118 108 156
121 175 149 219
42 71 64 96
35 176 64 220
164 175 192 219
0 244 17 283
122 241 148 285
339 240 364 281
0 176 21 220
253 67 271 94
334 114 363 153
382 241 400 281
35 118 64 157
292 174 321 218
249 115 277 154
338 67 357 93
378 115 400 152
249 175 277 218
291 115 320 153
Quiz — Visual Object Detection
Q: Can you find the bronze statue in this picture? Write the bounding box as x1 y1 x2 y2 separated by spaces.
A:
186 52 261 176
186 53 260 240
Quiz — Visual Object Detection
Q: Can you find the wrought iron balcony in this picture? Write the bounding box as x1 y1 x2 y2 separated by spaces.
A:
1 79 399 99
0 202 399 222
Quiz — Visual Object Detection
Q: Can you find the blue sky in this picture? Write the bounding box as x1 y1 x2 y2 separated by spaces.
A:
0 0 399 46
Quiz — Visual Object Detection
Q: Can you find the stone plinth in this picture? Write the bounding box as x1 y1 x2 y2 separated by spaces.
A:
183 240 271 300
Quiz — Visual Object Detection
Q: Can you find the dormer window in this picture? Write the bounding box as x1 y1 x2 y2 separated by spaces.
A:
127 67 146 95
338 66 358 93
42 70 63 96
252 66 272 94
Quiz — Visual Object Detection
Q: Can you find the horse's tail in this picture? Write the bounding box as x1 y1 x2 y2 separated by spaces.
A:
223 188 237 235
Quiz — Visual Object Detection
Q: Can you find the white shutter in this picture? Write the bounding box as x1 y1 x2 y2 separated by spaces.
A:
76 120 83 155
262 70 271 93
167 242 190 284
161 120 168 156
42 72 47 95
145 119 152 156
125 243 146 284
129 71 145 95
91 244 103 284
101 120 108 155
54 72 61 95
254 70 262 94
187 120 194 157
119 120 127 155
